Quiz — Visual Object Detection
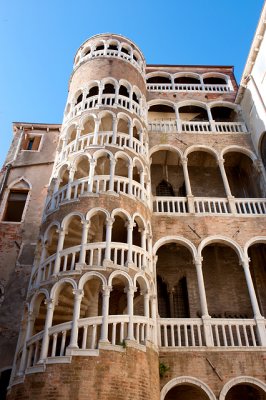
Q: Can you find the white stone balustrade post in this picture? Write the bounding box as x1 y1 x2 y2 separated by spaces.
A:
217 158 237 214
78 221 90 265
18 311 35 375
199 75 204 89
39 299 55 362
126 286 136 340
126 221 135 266
108 159 116 193
53 228 66 275
93 118 100 145
88 159 96 192
182 157 195 213
68 289 84 349
100 285 112 342
104 218 114 262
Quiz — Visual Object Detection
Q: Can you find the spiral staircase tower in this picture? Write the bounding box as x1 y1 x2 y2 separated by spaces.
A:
9 34 159 399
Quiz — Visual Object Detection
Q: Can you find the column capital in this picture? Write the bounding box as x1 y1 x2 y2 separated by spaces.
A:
56 227 67 235
240 257 251 268
194 257 203 267
182 157 188 164
254 159 264 173
125 286 137 295
73 289 84 299
106 217 115 226
217 157 225 165
125 221 135 230
102 285 112 295
81 220 91 228
44 298 55 309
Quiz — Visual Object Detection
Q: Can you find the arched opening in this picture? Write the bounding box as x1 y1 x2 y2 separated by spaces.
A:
45 225 59 258
73 156 90 180
109 276 128 317
203 76 227 85
95 43 104 51
179 105 209 122
148 104 176 121
119 85 130 98
165 383 210 400
121 46 130 56
225 383 265 400
103 83 115 94
211 106 238 122
133 160 143 184
132 216 144 247
188 151 225 197
117 116 129 135
111 214 128 244
66 125 77 144
260 132 266 169
80 116 95 137
107 42 119 51
174 75 201 84
156 243 198 318
58 165 69 189
78 277 103 349
115 156 129 178
2 180 30 223
147 75 171 84
86 85 99 99
50 283 74 355
83 47 91 57
99 113 113 131
134 276 149 318
86 212 106 266
75 93 83 105
224 152 263 197
248 243 266 317
202 243 252 318
151 150 185 197
132 91 140 104
62 216 83 270
32 294 47 335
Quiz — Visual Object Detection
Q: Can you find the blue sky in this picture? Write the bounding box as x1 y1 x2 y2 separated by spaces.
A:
0 0 264 167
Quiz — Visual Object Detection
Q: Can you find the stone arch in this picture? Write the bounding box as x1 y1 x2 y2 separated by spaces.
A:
61 211 85 230
43 221 60 242
93 148 114 161
86 207 110 221
150 144 183 159
146 71 172 81
148 99 176 109
219 376 266 400
184 145 219 160
202 71 230 83
50 278 77 300
221 145 257 161
29 289 49 313
244 236 266 257
78 271 107 290
160 376 216 400
153 236 197 260
7 176 32 191
173 71 201 81
111 208 131 222
198 235 243 262
108 270 133 287
133 273 150 292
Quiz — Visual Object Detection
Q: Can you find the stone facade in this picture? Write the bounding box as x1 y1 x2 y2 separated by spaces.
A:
0 31 265 400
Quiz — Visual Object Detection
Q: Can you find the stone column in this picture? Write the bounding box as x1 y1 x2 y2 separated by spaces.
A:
112 118 118 145
182 157 194 213
39 299 55 362
37 242 48 283
53 228 66 274
104 217 114 263
68 290 84 349
151 294 158 346
78 221 90 265
88 159 96 192
206 105 216 132
74 127 81 151
143 291 150 341
18 311 35 375
241 257 266 346
195 258 213 347
66 166 75 200
126 221 135 267
129 120 133 148
174 104 182 132
126 286 136 340
128 162 133 196
217 158 237 214
93 118 100 145
100 285 112 342
108 158 116 193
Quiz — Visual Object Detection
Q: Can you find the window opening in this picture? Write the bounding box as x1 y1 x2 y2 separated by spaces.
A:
22 134 41 151
3 190 28 222
156 180 175 196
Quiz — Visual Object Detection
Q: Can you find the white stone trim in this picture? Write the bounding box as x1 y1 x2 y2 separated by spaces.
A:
219 376 266 400
160 376 216 400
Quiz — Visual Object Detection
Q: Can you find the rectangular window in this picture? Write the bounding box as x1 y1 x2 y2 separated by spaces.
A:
2 190 28 222
22 134 42 151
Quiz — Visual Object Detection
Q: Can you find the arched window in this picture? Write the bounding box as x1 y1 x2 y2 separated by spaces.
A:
2 179 30 222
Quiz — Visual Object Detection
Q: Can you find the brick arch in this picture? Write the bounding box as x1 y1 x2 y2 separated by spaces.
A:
198 235 244 262
153 236 197 260
160 376 216 400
